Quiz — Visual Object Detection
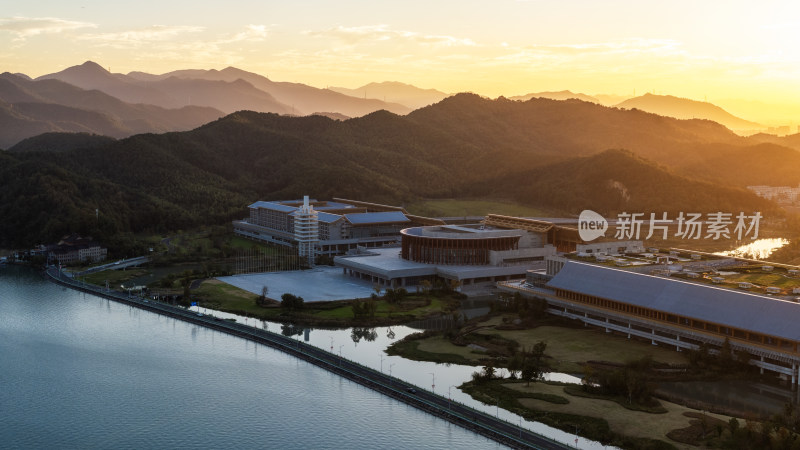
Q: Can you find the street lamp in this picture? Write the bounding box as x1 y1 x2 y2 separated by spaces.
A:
448 385 457 410
330 336 334 352
380 354 384 373
429 372 435 392
389 363 395 378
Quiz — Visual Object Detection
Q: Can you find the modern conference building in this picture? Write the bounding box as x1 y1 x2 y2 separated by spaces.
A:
334 215 584 289
500 260 800 385
232 197 445 263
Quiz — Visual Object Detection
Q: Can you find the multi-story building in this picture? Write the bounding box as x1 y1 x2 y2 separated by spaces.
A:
47 234 107 266
232 196 445 262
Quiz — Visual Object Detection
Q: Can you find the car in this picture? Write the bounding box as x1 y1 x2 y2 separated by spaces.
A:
196 313 204 317
405 387 417 394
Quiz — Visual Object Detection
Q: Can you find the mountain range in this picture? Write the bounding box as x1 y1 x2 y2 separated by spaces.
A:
329 81 449 110
615 93 763 131
509 90 600 103
1 60 785 150
0 93 784 250
0 71 223 148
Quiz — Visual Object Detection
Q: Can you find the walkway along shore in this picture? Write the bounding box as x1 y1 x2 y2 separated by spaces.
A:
44 266 570 450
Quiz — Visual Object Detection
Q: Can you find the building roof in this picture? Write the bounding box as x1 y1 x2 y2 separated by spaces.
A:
484 214 554 233
546 261 800 342
248 201 297 213
317 212 344 224
344 211 410 225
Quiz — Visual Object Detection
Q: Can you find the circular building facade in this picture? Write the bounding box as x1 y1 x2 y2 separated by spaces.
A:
400 225 521 265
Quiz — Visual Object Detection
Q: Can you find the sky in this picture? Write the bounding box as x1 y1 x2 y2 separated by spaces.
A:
2 0 800 122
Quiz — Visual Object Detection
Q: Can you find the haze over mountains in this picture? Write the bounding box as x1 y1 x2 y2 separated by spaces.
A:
616 93 763 132
0 93 787 249
1 60 792 150
509 91 763 132
329 82 449 110
0 71 223 148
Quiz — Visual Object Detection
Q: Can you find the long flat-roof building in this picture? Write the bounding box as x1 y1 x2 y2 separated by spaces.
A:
500 260 800 385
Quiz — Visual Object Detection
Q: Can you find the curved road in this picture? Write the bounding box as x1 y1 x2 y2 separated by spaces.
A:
46 267 570 450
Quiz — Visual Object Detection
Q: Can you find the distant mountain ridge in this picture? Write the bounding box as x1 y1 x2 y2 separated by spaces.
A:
0 72 224 148
35 61 411 117
37 62 292 114
329 81 449 110
509 90 599 103
140 67 412 116
615 93 762 131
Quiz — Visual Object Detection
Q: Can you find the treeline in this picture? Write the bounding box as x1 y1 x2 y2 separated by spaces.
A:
1 93 785 250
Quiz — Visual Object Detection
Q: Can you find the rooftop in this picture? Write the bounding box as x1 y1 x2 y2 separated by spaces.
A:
344 211 410 225
547 261 800 342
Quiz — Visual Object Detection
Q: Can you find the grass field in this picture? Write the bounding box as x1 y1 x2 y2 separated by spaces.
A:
485 325 689 372
410 322 689 373
509 382 732 449
194 280 457 323
193 279 262 314
81 268 149 287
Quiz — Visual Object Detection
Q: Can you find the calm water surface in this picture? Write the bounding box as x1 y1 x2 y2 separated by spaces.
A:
0 265 504 449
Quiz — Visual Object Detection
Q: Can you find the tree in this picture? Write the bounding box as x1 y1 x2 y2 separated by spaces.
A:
507 353 524 379
522 341 547 387
521 359 544 387
256 285 270 306
280 293 304 310
420 280 432 299
448 279 462 293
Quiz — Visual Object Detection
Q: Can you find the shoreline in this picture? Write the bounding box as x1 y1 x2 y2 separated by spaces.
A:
42 265 571 450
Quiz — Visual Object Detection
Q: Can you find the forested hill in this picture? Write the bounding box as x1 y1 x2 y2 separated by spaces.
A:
0 93 785 249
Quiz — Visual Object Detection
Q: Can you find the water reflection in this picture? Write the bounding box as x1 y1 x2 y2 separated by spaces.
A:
715 237 789 260
187 304 605 449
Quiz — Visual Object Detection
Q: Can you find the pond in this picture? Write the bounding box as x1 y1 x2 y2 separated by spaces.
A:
714 238 789 260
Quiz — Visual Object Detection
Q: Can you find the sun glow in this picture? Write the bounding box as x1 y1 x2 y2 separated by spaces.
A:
3 1 800 123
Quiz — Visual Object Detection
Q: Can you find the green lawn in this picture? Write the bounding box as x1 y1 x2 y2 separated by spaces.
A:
483 325 688 372
397 321 689 373
194 280 456 323
193 279 264 315
81 268 149 287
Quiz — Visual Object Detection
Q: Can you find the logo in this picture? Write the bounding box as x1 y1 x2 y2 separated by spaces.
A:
578 209 608 242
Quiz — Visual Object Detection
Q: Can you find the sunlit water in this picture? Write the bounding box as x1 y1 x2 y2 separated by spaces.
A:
714 238 789 260
0 266 505 449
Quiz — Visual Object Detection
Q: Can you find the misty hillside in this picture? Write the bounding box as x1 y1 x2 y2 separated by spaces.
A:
509 90 599 103
0 72 224 148
329 81 449 110
616 93 762 131
145 67 412 116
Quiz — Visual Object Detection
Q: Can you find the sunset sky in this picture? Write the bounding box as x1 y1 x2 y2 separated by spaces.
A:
3 1 800 121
